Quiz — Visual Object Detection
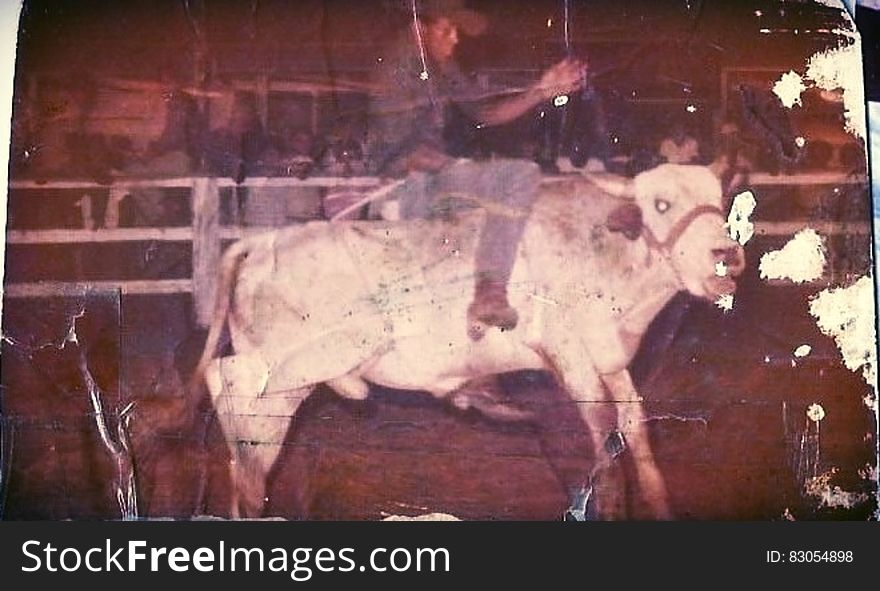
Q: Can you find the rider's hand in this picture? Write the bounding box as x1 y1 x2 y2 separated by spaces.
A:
535 58 588 101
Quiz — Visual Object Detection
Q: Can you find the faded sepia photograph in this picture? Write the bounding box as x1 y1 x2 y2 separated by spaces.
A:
0 0 876 520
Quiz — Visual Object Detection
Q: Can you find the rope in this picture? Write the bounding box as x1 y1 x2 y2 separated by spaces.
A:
411 0 431 82
329 178 407 221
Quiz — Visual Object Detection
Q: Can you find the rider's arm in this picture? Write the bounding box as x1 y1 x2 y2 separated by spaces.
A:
474 58 589 127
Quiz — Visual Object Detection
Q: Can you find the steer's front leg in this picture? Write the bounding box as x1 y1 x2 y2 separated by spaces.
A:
599 370 673 520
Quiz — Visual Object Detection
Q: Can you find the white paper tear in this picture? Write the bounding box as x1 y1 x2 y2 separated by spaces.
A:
808 275 877 390
806 403 826 422
772 71 807 108
806 43 866 139
382 512 461 521
871 102 880 209
726 191 757 245
759 229 826 283
812 0 851 15
858 463 878 483
770 14 866 140
794 344 812 358
805 469 869 509
715 294 734 312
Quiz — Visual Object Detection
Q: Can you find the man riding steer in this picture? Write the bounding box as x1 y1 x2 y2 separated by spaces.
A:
194 162 745 519
368 0 587 338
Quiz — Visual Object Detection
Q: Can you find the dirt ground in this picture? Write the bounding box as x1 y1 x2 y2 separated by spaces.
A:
2 254 876 521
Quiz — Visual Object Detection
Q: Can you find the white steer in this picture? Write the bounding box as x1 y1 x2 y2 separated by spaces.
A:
194 163 745 519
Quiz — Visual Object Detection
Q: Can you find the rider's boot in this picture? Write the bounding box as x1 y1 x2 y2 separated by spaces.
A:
467 213 526 340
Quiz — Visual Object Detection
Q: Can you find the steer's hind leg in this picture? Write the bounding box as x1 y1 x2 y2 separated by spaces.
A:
205 354 311 518
207 330 386 516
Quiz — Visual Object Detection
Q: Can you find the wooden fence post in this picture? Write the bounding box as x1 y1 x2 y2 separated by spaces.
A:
192 177 220 326
103 187 127 229
77 193 95 230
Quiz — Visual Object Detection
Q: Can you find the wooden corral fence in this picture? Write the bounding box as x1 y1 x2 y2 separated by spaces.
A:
5 175 379 325
4 172 870 326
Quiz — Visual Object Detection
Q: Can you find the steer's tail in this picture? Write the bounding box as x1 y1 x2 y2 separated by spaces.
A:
189 239 253 395
128 239 254 495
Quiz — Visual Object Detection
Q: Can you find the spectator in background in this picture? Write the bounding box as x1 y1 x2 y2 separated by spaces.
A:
320 123 367 177
709 120 753 197
658 122 700 165
627 146 664 176
244 128 324 226
204 93 269 225
277 129 318 180
147 89 203 167
118 90 199 227
14 75 109 182
205 93 268 180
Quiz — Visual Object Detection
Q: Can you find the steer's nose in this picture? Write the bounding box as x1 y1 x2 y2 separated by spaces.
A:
713 246 746 276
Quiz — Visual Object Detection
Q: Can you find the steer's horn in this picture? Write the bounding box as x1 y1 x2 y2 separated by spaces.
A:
584 173 635 200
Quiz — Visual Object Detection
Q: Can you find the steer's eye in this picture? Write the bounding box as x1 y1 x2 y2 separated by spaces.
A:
654 199 671 214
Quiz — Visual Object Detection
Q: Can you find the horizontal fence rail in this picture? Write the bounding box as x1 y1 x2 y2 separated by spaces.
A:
3 280 193 298
3 172 871 323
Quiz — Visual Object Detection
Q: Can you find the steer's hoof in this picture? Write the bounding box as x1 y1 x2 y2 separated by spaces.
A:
563 486 594 521
448 390 535 423
563 509 586 521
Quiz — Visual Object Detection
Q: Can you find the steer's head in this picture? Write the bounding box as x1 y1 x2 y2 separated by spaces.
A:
604 164 746 300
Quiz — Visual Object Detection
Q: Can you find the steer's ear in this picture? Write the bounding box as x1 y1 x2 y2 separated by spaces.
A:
606 202 643 241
